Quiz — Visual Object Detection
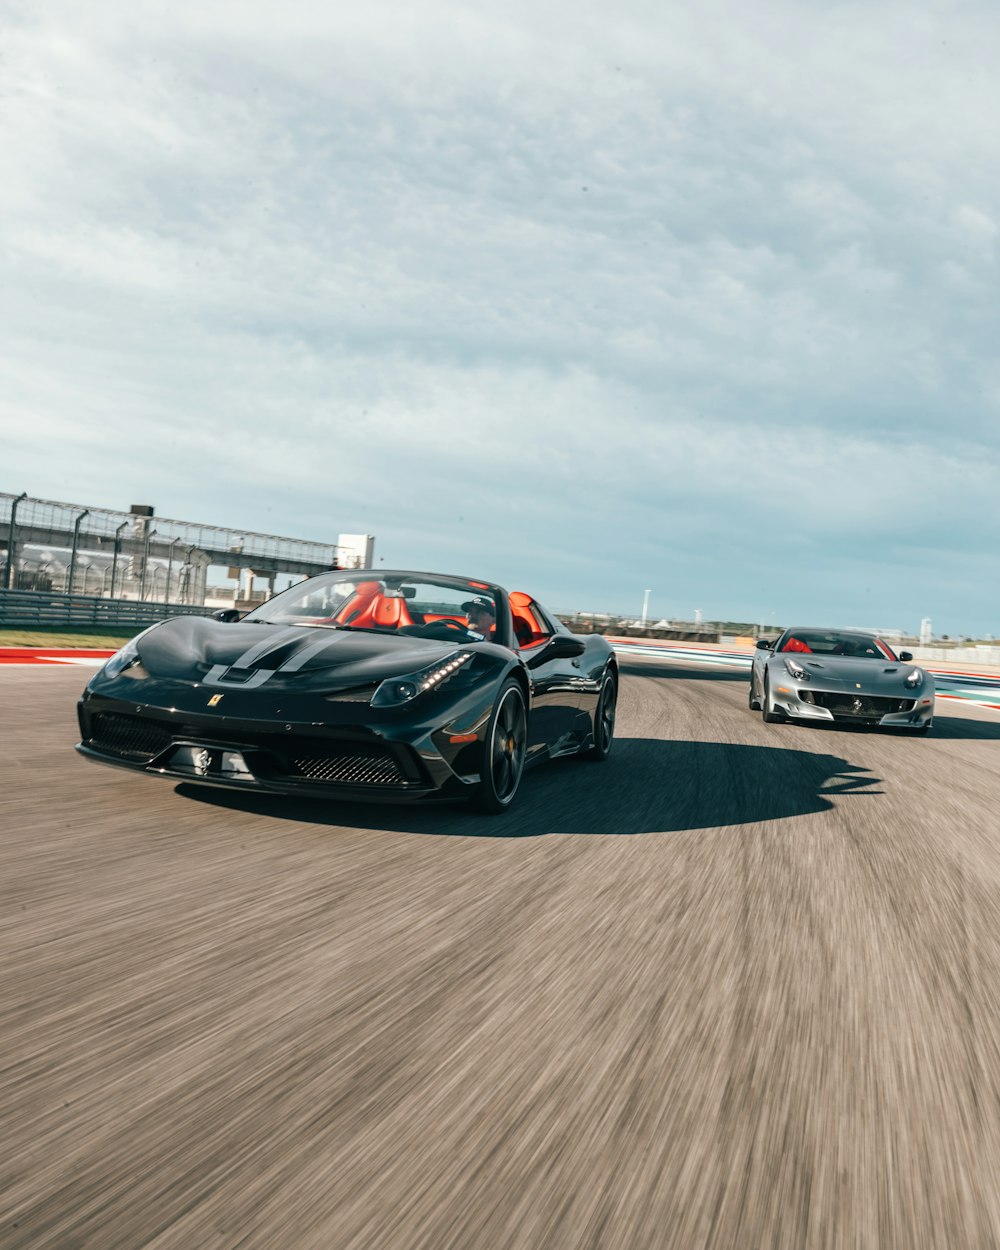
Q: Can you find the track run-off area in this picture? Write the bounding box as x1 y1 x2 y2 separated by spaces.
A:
3 644 1000 1248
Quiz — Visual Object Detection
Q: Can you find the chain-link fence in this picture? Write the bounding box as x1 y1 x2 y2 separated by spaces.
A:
1 491 346 601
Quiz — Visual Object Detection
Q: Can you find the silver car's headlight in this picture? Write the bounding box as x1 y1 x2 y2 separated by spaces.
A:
904 667 924 688
370 651 474 708
784 658 809 681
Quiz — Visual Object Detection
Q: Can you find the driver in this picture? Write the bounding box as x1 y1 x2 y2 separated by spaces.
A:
463 597 496 637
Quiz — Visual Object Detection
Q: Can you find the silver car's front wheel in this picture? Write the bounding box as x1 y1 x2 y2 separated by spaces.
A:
761 672 785 724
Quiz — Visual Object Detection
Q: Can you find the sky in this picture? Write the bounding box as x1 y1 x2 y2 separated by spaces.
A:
2 0 998 635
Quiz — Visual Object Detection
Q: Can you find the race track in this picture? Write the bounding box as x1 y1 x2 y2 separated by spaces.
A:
3 660 1000 1249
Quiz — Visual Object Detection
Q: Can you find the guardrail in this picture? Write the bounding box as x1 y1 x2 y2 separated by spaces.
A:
561 618 722 643
0 589 214 630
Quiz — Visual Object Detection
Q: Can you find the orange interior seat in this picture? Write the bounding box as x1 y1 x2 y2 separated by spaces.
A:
345 592 415 630
370 596 414 629
509 591 546 648
333 581 381 625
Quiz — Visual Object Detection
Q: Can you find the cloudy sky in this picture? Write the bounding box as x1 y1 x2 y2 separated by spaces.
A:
2 0 998 633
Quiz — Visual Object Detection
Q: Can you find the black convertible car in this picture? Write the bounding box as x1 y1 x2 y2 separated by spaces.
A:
76 570 618 813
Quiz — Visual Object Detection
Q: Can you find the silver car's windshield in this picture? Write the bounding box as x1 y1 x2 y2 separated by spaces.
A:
777 630 897 660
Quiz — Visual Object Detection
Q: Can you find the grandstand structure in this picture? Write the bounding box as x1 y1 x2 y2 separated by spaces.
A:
0 491 369 606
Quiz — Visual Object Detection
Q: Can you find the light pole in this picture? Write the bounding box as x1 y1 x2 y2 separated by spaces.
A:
166 537 181 603
179 545 197 604
67 509 90 595
641 589 652 627
139 529 158 601
109 521 128 599
3 491 28 590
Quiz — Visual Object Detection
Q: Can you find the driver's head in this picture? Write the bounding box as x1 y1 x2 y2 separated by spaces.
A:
463 597 495 632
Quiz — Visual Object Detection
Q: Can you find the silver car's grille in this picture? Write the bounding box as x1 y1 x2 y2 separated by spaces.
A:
805 692 915 718
89 712 173 761
289 747 406 786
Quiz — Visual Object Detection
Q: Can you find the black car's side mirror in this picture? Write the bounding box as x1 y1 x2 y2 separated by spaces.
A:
526 634 586 667
212 608 242 623
755 638 774 650
898 650 913 662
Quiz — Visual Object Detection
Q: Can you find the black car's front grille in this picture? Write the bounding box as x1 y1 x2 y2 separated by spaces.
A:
82 701 424 788
288 746 406 786
805 692 915 718
89 712 173 761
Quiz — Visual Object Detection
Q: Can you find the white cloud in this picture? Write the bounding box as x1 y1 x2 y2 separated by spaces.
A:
2 0 999 631
955 204 997 246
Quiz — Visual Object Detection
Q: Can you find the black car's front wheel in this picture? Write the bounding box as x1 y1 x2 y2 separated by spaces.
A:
471 678 527 813
584 668 617 761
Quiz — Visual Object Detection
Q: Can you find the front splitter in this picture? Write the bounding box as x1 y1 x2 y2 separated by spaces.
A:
75 743 465 804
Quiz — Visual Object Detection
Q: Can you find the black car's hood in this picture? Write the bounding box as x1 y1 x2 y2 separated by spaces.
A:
135 617 468 687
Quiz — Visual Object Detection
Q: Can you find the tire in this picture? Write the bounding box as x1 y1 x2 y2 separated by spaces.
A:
761 672 784 724
748 669 761 711
915 721 933 736
584 669 617 761
471 678 527 813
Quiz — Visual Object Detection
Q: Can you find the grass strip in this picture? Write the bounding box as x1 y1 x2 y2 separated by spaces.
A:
0 628 138 648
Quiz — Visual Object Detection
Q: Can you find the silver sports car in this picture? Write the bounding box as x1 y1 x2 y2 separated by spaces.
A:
749 627 934 733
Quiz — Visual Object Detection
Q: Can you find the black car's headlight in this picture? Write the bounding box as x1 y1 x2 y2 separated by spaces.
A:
102 637 148 680
784 658 810 681
904 667 924 688
370 651 474 708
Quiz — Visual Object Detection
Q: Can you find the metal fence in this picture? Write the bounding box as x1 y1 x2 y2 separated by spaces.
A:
0 492 339 567
0 589 214 631
1 491 345 605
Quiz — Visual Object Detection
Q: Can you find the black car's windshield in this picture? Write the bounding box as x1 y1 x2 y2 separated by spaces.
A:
778 630 897 660
242 571 503 643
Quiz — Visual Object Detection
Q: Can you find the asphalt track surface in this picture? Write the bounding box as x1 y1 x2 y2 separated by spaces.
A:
3 661 1000 1250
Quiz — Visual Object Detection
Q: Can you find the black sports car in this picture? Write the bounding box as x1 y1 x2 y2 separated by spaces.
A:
76 570 618 812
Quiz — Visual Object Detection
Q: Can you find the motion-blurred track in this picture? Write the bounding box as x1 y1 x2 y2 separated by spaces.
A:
3 661 1000 1248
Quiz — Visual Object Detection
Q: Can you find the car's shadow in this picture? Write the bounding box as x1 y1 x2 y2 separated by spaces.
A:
920 713 1000 740
762 713 1000 741
176 738 882 838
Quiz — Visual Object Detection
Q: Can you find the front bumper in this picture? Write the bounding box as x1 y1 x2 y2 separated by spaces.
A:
76 692 486 802
769 683 934 728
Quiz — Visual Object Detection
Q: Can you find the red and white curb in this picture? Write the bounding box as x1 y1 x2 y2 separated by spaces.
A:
0 648 115 666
